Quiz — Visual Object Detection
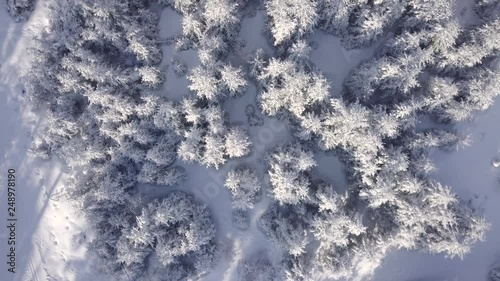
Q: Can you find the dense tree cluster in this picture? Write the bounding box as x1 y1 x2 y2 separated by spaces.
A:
347 15 500 124
159 0 253 167
166 0 242 57
266 0 317 46
25 0 221 280
260 143 375 278
225 166 261 210
86 190 218 280
317 0 406 49
265 142 316 205
22 0 498 279
259 142 488 279
188 64 247 101
264 0 462 49
239 253 280 281
252 0 497 279
250 43 397 185
164 0 248 104
124 192 217 274
225 166 261 230
153 98 251 168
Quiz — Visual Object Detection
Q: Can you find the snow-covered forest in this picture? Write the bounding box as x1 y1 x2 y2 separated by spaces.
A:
1 0 500 280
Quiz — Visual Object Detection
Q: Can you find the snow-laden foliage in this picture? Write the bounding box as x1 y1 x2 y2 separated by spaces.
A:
253 2 496 276
251 47 396 185
188 64 247 101
315 0 459 49
266 0 317 46
4 0 35 21
23 0 499 279
225 166 261 230
259 204 311 257
127 192 217 268
318 0 406 49
75 167 219 280
169 0 243 64
239 253 280 281
162 0 252 167
252 41 330 117
26 0 167 168
259 143 487 279
347 15 500 123
403 0 454 30
153 98 251 168
225 166 261 210
261 144 378 278
266 143 316 205
439 20 500 70
94 192 209 279
24 0 222 280
232 209 251 230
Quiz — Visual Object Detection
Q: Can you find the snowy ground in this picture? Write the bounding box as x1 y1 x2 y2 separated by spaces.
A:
0 1 107 280
0 2 499 281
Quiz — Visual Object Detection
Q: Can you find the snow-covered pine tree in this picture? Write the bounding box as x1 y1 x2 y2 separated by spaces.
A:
317 0 406 49
265 0 317 46
225 166 261 210
240 253 280 281
266 142 316 205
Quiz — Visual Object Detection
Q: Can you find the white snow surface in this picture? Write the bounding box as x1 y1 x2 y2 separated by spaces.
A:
0 1 106 280
0 2 499 281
